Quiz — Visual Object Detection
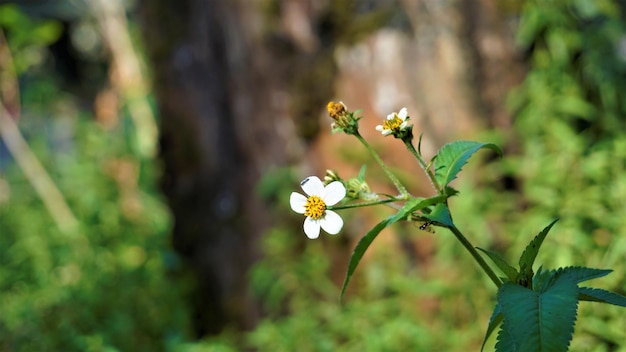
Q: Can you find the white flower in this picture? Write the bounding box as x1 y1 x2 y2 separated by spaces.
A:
375 107 410 136
290 176 346 239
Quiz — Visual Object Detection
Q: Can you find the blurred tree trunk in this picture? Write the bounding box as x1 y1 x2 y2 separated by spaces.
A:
139 0 293 336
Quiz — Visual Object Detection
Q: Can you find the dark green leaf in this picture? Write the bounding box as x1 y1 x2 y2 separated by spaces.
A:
496 273 579 352
518 219 559 285
421 202 453 227
433 140 502 195
578 287 626 307
556 266 612 284
477 247 519 283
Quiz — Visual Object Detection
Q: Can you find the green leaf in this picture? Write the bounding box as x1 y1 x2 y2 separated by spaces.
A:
518 219 559 286
339 217 392 302
495 273 579 352
389 195 446 224
433 141 502 195
477 247 519 283
556 266 612 284
421 202 453 227
578 287 626 307
481 301 503 352
339 196 445 301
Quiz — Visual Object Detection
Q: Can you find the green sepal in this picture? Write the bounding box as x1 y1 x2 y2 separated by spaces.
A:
357 164 367 181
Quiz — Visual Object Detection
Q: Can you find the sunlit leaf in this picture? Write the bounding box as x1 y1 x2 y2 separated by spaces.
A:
433 141 502 196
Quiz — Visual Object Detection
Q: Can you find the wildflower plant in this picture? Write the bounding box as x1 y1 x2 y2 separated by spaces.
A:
290 102 626 351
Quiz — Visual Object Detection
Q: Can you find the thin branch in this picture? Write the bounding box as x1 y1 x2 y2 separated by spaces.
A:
90 0 158 158
0 101 79 235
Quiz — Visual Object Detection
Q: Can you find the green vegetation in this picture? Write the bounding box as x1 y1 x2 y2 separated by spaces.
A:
1 1 625 351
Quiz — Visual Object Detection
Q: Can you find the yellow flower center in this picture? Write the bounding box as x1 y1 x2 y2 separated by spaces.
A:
304 195 326 220
382 114 403 131
327 101 346 120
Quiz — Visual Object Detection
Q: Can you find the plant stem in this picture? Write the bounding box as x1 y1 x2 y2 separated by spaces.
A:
354 132 410 197
448 225 502 288
329 197 397 210
404 140 441 193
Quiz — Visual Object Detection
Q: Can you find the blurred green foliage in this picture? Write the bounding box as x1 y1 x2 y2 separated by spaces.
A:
0 5 191 351
459 0 626 349
2 0 626 351
191 0 626 351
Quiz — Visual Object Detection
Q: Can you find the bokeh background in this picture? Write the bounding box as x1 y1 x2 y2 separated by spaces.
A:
1 0 625 351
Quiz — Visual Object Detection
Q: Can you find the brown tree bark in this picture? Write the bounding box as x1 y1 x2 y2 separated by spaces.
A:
140 0 288 335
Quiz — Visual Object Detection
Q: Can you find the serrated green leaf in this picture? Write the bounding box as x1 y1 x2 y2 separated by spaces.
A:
433 141 502 195
518 219 559 285
495 274 579 352
481 301 503 352
578 287 626 307
477 248 519 282
339 196 445 301
556 266 612 284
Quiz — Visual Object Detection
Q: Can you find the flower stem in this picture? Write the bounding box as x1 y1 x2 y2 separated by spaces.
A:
447 225 502 288
328 197 397 210
404 140 441 193
354 132 410 198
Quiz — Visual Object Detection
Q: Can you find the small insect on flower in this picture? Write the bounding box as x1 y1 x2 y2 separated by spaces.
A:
290 176 346 239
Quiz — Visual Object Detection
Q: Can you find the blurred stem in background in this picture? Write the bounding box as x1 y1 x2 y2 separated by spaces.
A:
0 30 78 236
89 0 157 159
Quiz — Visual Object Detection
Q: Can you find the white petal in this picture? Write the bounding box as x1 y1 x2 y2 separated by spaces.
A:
303 217 321 239
400 121 409 130
321 210 343 235
382 130 392 136
375 125 384 131
386 112 395 120
322 181 346 206
290 192 307 214
300 176 324 196
398 107 408 120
